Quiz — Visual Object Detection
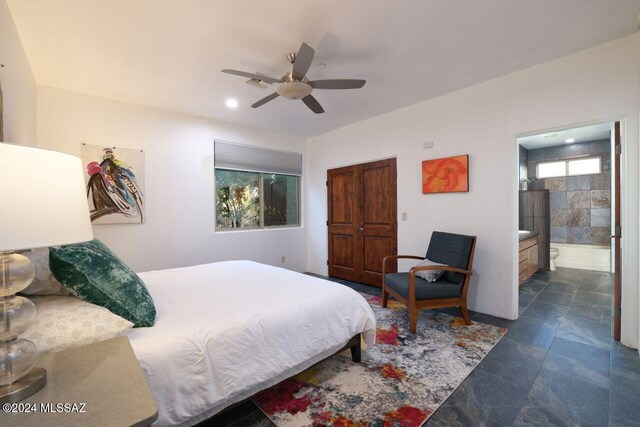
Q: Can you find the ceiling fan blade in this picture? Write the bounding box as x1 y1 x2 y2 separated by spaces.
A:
292 43 315 79
309 79 366 90
302 95 324 114
251 92 280 108
221 69 281 84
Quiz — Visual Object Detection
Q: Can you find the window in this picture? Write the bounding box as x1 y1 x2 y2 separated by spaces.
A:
568 157 601 176
536 156 602 179
537 161 566 179
263 173 299 227
215 169 260 228
214 141 301 230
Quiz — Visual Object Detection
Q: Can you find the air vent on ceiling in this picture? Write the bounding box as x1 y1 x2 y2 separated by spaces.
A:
245 74 273 89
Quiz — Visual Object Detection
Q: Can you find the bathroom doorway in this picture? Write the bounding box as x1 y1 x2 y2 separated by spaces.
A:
516 120 622 340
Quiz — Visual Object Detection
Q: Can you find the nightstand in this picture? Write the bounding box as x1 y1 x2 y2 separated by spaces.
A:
3 336 158 427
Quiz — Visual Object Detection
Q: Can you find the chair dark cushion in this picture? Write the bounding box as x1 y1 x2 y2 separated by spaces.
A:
384 273 462 300
426 231 475 284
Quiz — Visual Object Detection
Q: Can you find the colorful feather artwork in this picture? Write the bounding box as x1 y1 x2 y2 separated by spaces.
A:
81 144 145 224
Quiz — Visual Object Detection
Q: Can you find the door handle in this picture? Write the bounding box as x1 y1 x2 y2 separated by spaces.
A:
358 227 364 233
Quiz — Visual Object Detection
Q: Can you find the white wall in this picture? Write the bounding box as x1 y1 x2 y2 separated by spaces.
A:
37 86 307 273
305 33 640 348
0 0 36 146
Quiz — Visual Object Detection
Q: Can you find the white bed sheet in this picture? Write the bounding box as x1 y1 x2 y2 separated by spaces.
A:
126 260 376 426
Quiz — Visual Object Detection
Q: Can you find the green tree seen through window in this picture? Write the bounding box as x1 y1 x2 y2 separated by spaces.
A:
215 169 299 229
215 169 259 228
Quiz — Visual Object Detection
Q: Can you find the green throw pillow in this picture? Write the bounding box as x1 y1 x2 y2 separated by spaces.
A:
49 239 156 327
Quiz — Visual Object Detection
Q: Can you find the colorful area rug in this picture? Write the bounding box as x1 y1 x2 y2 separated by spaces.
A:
254 293 506 427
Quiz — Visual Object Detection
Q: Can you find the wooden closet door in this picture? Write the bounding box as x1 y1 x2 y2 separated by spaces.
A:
360 159 397 286
327 165 361 282
327 158 397 286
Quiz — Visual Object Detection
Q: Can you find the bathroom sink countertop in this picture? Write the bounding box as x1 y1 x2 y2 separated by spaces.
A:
518 230 539 241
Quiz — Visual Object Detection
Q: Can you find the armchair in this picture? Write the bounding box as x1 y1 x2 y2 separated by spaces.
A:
382 231 477 334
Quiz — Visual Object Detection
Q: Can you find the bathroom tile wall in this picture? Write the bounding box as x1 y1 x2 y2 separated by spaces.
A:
519 145 528 188
526 139 611 246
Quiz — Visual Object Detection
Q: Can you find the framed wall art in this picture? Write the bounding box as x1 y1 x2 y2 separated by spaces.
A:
81 143 145 224
422 154 469 194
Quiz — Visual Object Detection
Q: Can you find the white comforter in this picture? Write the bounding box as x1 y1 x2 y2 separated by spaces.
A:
126 260 376 426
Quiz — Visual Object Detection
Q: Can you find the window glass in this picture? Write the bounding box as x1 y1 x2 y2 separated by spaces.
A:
568 157 601 176
215 169 260 229
537 161 566 179
215 170 300 230
263 174 299 227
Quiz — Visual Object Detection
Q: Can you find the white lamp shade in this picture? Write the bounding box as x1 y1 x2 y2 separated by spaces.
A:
0 143 94 251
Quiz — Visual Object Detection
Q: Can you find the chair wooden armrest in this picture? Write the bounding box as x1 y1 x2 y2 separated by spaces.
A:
382 254 423 275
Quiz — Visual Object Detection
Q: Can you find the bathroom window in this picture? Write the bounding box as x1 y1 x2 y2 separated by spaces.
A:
537 161 566 179
568 157 601 176
536 156 602 179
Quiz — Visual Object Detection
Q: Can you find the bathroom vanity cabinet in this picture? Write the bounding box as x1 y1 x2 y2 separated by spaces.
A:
519 233 539 285
519 190 550 271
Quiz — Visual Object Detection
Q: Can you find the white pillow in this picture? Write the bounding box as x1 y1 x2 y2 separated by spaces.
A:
414 258 448 282
21 296 134 354
20 249 70 296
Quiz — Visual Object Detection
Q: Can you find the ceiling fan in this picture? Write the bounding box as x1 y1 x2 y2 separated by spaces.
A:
221 42 365 114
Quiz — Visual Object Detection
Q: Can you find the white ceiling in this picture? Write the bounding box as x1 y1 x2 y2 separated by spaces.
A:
518 122 612 150
7 0 640 138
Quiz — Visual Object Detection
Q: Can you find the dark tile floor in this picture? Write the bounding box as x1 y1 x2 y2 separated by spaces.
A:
203 268 640 427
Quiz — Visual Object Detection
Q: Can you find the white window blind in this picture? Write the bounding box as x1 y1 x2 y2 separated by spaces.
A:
214 140 302 176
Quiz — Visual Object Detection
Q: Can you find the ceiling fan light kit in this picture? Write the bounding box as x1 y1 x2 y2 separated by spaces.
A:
277 81 312 100
222 42 366 114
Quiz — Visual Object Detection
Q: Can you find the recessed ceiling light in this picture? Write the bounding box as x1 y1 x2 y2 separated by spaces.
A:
565 138 575 143
225 99 239 109
316 63 327 70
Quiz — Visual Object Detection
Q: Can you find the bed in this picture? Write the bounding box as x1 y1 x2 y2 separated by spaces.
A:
124 260 377 426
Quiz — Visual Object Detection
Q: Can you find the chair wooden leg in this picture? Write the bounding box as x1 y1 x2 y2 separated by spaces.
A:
460 305 472 325
409 307 418 334
382 289 389 307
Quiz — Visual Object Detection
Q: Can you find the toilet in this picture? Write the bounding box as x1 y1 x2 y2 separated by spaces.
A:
550 247 560 271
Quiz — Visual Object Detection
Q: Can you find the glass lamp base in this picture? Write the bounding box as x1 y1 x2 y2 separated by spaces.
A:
0 367 46 404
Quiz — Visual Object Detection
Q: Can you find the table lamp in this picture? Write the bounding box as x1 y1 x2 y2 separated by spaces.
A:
0 142 94 403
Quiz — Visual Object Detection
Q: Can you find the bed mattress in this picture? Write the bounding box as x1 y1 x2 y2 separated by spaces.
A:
126 260 376 426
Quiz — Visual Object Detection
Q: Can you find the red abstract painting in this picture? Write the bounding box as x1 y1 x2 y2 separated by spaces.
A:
422 155 469 194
